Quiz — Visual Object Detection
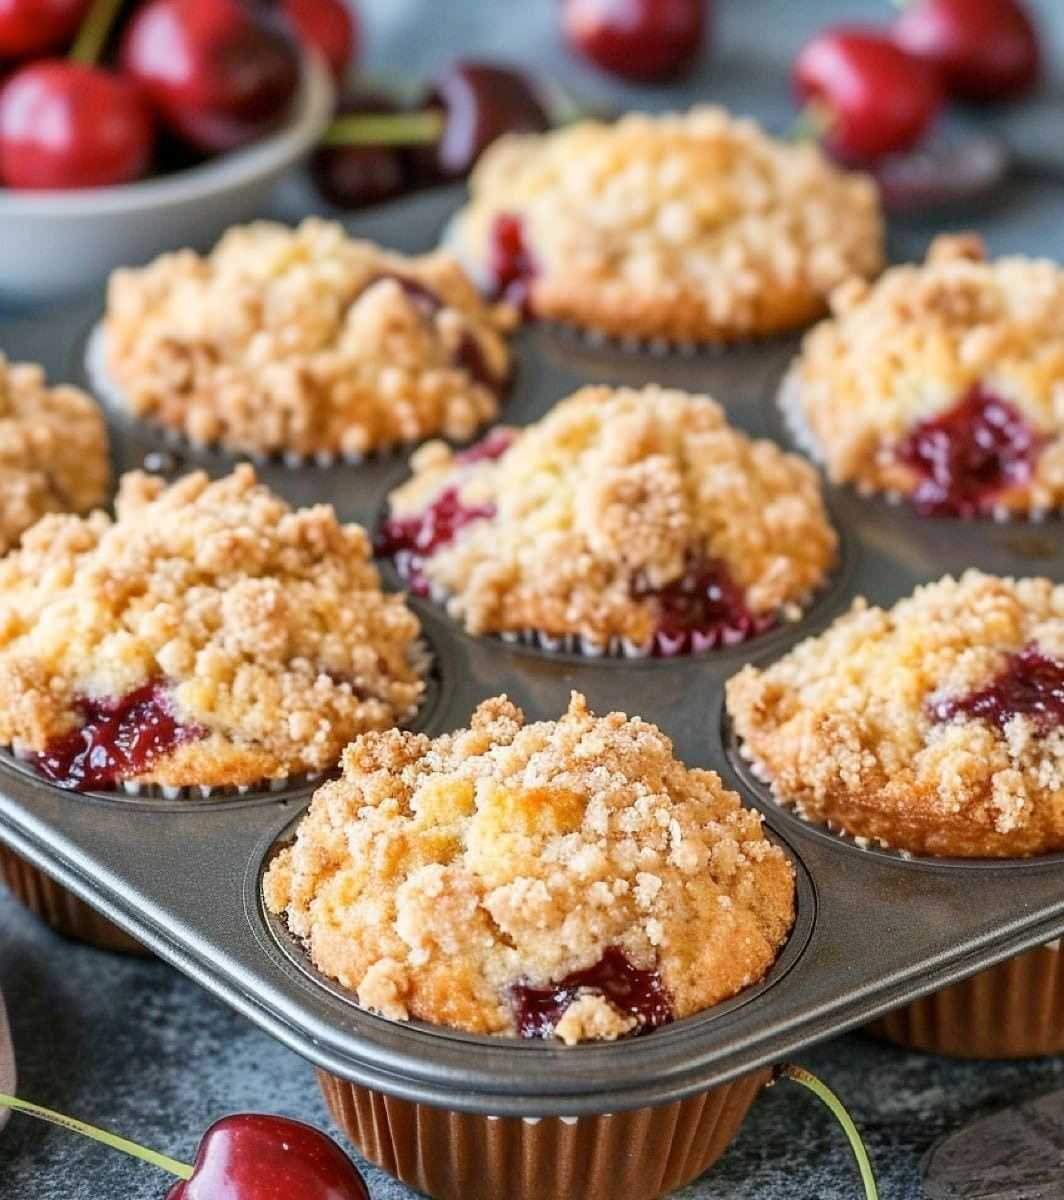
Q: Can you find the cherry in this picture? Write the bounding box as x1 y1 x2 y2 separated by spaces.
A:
281 0 359 81
931 644 1064 733
561 0 706 82
166 1115 369 1200
120 0 300 156
0 62 154 190
894 0 1039 103
794 27 943 163
0 0 89 57
310 93 410 209
486 213 538 313
377 487 496 596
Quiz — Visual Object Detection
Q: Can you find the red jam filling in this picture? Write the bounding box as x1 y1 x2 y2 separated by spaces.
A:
453 426 515 465
487 213 537 315
635 556 776 657
377 489 495 596
896 386 1043 517
32 682 205 792
931 645 1064 733
509 947 674 1040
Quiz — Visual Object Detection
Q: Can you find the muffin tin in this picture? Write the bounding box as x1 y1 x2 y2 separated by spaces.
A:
0 189 1063 1122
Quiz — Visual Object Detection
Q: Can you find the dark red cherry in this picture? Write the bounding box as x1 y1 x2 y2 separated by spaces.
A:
0 62 154 190
561 0 706 82
794 27 943 163
120 0 300 155
32 682 204 792
486 213 538 314
281 0 359 81
510 947 673 1039
310 94 410 209
895 385 1043 517
932 645 1064 733
894 0 1039 103
376 487 496 597
165 1114 369 1200
0 0 88 57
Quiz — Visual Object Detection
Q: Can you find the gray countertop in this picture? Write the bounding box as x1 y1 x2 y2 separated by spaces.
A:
4 1 1064 1197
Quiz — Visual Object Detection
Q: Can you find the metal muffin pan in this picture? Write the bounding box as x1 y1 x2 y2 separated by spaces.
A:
1 188 1064 1120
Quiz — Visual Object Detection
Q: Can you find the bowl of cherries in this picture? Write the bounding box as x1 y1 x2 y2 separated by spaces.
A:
0 0 340 306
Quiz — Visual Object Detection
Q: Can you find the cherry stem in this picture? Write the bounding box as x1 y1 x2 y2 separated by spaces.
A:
321 110 445 148
0 1093 194 1181
69 0 125 66
773 1065 879 1200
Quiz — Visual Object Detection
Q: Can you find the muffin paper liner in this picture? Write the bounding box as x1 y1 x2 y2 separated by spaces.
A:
0 841 147 955
867 943 1064 1058
317 1067 770 1200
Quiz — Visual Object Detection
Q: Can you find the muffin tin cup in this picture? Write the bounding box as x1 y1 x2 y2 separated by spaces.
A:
317 1067 770 1200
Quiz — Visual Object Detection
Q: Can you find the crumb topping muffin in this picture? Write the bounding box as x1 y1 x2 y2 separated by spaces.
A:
784 234 1064 517
0 465 424 792
265 692 795 1042
0 356 109 553
448 106 884 342
727 571 1064 857
100 218 515 460
379 385 838 653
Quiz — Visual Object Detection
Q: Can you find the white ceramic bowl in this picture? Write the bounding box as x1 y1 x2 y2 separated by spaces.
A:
0 53 334 308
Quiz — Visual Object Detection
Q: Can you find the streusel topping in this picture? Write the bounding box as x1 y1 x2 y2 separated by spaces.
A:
264 692 795 1041
0 465 424 789
727 571 1064 857
787 234 1064 516
102 218 515 459
380 385 838 649
0 356 109 553
449 105 884 342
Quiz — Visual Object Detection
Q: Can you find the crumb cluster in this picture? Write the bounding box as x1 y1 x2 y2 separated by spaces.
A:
385 385 838 644
265 692 795 1041
0 465 424 788
103 219 515 459
787 234 1064 514
726 570 1064 857
0 356 109 553
451 105 884 342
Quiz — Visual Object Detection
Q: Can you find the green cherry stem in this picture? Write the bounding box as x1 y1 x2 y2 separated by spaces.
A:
0 1093 194 1181
69 0 125 66
773 1065 879 1200
320 110 445 148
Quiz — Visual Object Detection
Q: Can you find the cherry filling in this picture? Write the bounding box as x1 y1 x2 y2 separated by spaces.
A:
509 947 674 1039
453 426 515 465
487 213 537 315
635 556 776 657
377 489 495 596
896 385 1043 517
931 645 1064 733
32 682 205 792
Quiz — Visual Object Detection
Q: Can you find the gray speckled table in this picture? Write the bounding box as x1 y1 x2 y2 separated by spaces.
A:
4 2 1064 1197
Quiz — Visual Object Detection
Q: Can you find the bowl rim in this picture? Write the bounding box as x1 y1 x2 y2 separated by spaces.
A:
0 50 334 217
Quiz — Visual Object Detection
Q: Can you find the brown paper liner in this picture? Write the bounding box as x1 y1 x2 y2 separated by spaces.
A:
0 842 147 956
318 1066 769 1200
867 945 1064 1059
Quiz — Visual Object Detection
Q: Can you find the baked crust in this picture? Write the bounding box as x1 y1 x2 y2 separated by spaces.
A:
450 106 884 342
788 234 1064 514
264 692 795 1041
0 465 424 788
384 385 838 644
102 219 515 459
0 356 109 553
726 571 1064 857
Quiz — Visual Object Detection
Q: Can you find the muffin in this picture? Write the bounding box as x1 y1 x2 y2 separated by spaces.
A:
0 355 109 553
447 105 884 343
378 385 838 656
96 218 514 462
782 234 1064 518
267 692 793 1199
727 570 1064 1057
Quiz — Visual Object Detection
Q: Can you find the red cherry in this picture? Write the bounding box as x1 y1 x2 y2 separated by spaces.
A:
894 0 1039 103
0 61 154 190
794 27 943 163
164 1114 369 1200
0 0 89 57
281 0 358 81
120 0 300 156
561 0 706 82
310 92 411 208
